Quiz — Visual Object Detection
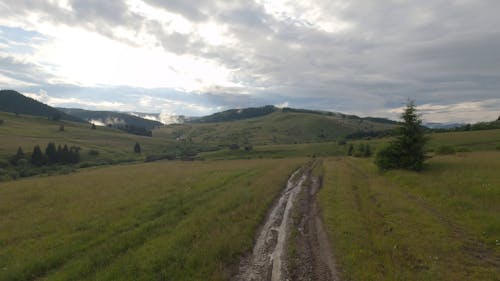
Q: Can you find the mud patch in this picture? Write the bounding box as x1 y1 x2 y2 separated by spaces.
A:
234 162 340 281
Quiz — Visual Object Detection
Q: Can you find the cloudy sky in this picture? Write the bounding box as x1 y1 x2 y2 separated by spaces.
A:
1 0 499 123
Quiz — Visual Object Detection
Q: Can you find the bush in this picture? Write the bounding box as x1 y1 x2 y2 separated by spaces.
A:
375 144 401 170
17 158 28 167
0 159 9 168
496 145 500 151
88 149 100 156
78 162 94 168
435 145 456 155
456 147 471 153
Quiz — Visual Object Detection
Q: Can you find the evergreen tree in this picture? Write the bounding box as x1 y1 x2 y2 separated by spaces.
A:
376 100 427 171
10 147 25 165
347 144 354 156
56 145 63 162
31 145 45 166
364 144 372 157
62 144 70 163
45 142 57 164
69 146 80 163
134 142 141 153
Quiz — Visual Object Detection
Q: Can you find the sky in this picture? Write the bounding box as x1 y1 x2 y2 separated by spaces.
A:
0 0 499 123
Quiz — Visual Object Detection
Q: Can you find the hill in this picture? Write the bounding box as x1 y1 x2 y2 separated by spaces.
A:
155 108 397 145
0 111 169 166
0 90 83 122
190 105 278 123
59 108 163 130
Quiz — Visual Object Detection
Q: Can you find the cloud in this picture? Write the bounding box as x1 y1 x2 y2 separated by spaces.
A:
0 0 499 123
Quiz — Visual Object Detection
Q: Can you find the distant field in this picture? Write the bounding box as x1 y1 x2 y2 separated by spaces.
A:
0 112 168 163
199 141 347 160
0 158 304 281
319 152 500 280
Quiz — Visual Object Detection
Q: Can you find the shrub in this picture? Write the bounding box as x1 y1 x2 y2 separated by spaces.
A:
435 145 456 155
229 143 240 150
78 162 94 168
0 159 9 168
456 147 471 153
375 144 401 170
496 145 500 151
88 149 100 156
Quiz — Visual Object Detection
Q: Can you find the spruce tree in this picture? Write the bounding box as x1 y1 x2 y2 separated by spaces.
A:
45 142 57 164
10 147 25 165
31 145 45 166
134 142 141 153
376 100 427 171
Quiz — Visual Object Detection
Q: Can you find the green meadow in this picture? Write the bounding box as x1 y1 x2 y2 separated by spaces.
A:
1 109 499 280
0 112 168 162
319 151 500 280
0 158 304 281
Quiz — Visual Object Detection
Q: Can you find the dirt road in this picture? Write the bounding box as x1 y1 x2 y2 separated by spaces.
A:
234 161 340 281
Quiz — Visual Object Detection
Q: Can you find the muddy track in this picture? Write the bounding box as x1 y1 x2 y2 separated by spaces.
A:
234 162 340 281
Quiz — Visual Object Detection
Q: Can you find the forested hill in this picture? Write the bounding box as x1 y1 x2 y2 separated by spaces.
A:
0 90 83 122
59 108 163 130
190 105 278 123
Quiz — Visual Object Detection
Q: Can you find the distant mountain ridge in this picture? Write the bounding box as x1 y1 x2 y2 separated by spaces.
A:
190 105 278 123
189 105 399 125
0 90 83 122
58 108 163 130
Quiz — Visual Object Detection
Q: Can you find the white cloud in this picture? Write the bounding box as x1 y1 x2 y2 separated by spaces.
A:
275 101 289 108
24 89 127 109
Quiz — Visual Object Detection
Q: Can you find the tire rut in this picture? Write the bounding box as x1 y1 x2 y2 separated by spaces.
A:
234 161 340 281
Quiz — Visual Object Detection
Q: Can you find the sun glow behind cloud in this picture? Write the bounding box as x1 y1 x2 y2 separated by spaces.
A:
33 26 234 91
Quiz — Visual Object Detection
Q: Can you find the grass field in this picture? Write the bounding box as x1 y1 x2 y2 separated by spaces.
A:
0 112 170 163
0 112 172 160
0 158 304 281
319 152 500 280
199 141 348 160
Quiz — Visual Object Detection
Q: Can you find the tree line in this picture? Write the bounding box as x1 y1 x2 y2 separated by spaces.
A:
10 142 81 167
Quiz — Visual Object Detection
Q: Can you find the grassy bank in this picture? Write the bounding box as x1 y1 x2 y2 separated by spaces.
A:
0 158 304 281
319 152 500 280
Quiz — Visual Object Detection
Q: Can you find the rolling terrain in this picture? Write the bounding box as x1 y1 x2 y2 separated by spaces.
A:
1 93 500 280
0 111 169 167
0 90 83 123
156 108 396 145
